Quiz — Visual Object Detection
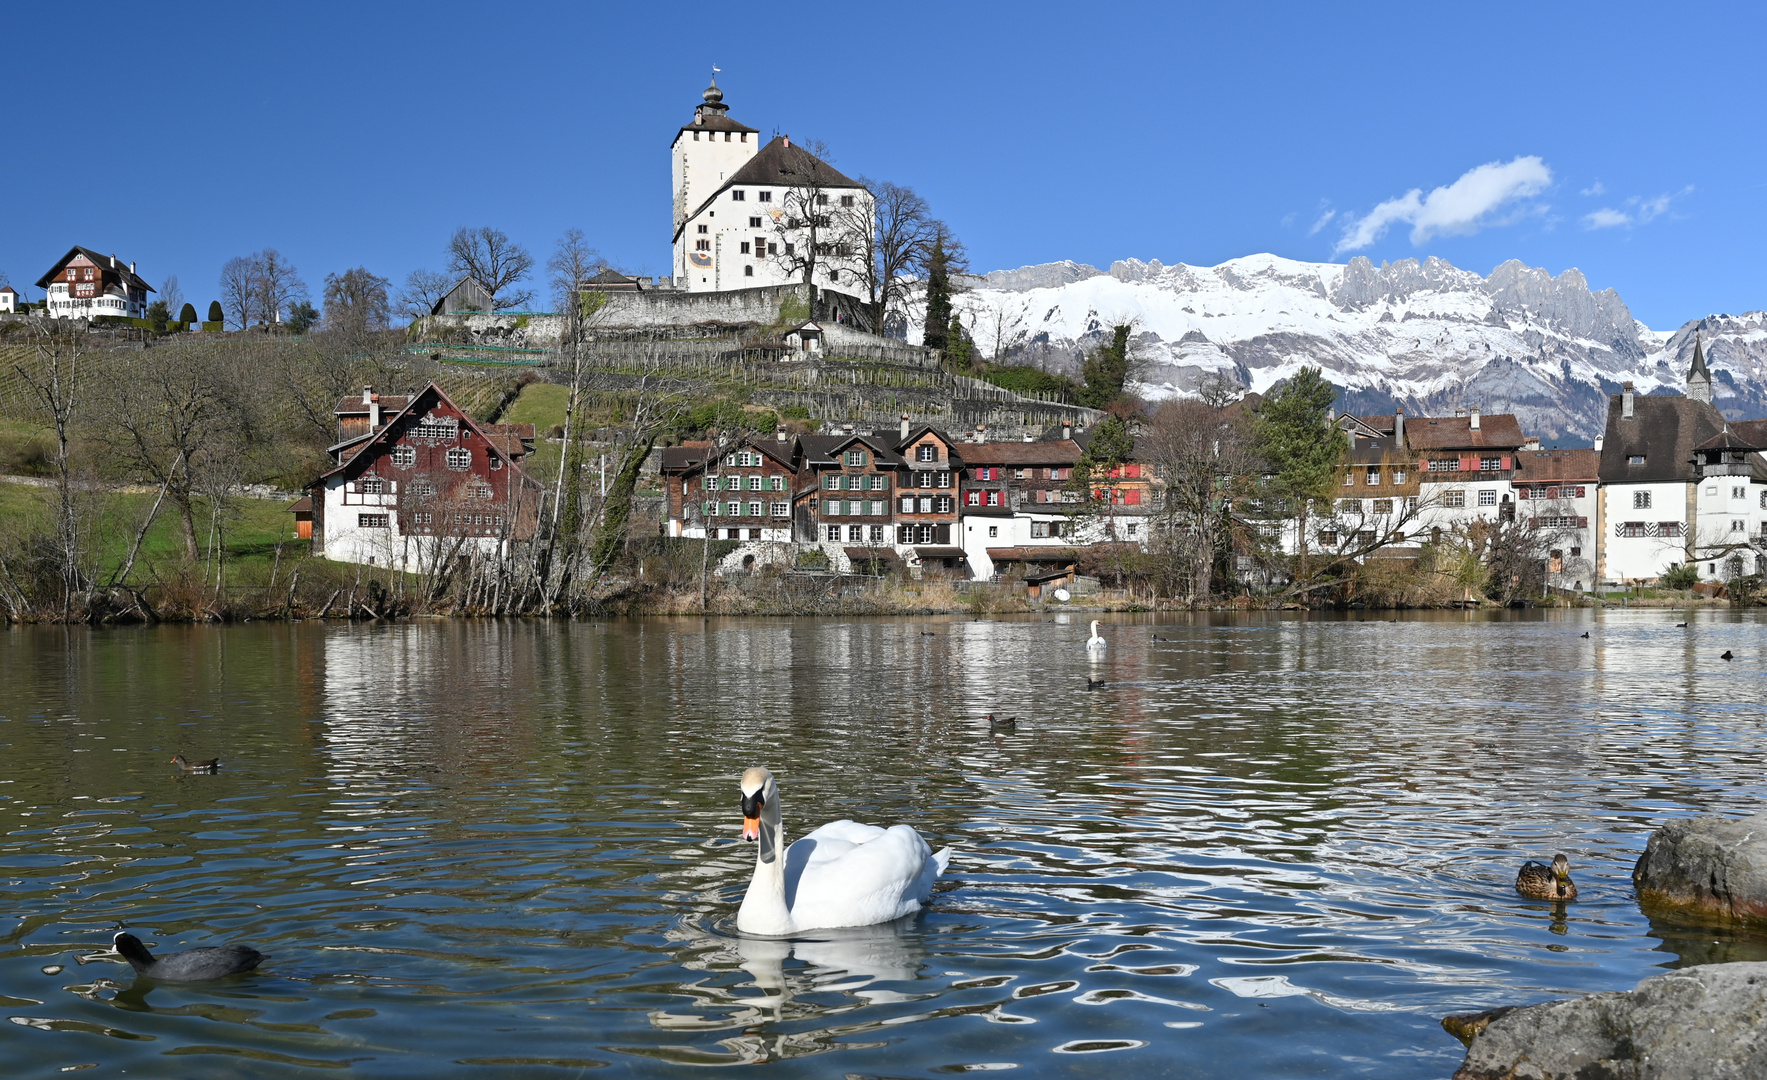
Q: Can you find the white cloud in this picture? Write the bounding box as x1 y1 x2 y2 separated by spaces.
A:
1334 156 1553 254
1580 186 1693 230
1580 181 1606 196
1308 208 1337 236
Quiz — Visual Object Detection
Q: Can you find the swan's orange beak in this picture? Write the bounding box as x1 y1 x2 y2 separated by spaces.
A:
742 815 760 841
740 790 764 841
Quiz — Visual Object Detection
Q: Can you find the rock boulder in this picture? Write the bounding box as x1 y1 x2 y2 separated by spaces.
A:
1452 962 1767 1080
1633 813 1767 929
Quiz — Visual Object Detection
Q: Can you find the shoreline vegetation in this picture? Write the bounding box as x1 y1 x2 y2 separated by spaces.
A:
4 321 1763 625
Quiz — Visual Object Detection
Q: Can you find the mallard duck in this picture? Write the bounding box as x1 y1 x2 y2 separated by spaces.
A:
1515 853 1578 901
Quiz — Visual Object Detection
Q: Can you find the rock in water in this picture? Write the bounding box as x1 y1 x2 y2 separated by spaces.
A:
1633 813 1767 929
1452 962 1767 1080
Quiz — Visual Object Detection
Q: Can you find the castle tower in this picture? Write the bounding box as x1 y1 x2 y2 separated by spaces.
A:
1685 331 1713 404
670 77 758 241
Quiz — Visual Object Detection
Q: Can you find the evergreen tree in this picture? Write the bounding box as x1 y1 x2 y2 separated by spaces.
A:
285 300 319 334
922 236 951 352
178 303 198 325
145 300 170 332
1252 364 1343 558
945 312 975 372
207 300 223 323
1078 324 1134 408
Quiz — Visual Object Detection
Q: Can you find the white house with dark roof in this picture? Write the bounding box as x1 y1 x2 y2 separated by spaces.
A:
0 285 21 314
670 79 874 293
36 247 151 320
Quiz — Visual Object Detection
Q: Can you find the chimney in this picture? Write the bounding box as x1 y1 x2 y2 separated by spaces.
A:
362 385 373 405
369 394 381 431
1062 422 1072 440
1023 433 1033 442
1594 435 1605 451
843 422 854 435
1393 405 1404 448
776 424 787 443
1469 407 1480 431
128 261 135 274
1622 382 1635 420
900 413 910 442
974 422 986 443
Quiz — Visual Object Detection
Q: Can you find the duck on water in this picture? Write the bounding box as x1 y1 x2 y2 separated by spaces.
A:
112 931 264 981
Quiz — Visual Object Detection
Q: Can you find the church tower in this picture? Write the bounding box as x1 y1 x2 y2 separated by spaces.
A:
1685 331 1713 404
670 77 758 240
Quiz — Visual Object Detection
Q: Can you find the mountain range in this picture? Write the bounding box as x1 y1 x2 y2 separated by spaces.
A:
946 254 1767 443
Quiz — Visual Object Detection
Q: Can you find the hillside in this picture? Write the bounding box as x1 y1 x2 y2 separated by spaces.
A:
947 254 1767 442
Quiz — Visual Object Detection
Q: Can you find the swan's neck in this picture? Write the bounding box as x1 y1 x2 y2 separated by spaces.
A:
738 793 792 935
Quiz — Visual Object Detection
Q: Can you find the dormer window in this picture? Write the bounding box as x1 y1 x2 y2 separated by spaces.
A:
1628 455 1645 466
846 449 866 467
916 444 936 462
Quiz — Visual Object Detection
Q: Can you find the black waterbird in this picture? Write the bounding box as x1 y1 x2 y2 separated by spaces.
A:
112 931 263 981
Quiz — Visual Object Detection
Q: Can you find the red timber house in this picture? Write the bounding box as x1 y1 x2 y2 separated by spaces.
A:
954 431 1085 580
37 246 152 320
301 384 541 570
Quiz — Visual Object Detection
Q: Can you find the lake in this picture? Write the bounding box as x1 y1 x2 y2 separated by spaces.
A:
2 612 1764 1078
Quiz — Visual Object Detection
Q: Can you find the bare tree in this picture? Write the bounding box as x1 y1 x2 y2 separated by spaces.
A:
537 228 609 608
1143 398 1261 601
447 227 534 310
1197 370 1245 408
219 256 259 329
844 178 933 335
322 267 391 336
766 139 866 293
253 249 307 327
7 325 91 617
159 274 184 317
396 268 454 323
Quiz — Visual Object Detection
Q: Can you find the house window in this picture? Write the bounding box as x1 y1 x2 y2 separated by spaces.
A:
1731 519 1746 532
988 525 999 538
1428 459 1455 472
1366 467 1380 485
703 476 718 490
1633 490 1651 509
846 450 866 466
845 525 861 542
826 525 840 541
748 476 763 491
1480 457 1501 471
1478 490 1497 506
868 525 884 544
770 502 789 517
489 456 502 470
1392 469 1407 484
695 239 710 251
966 490 980 506
1343 471 1355 486
697 224 708 234
917 444 936 462
899 496 914 513
937 471 951 488
1336 498 1359 513
867 475 887 491
391 446 416 467
446 447 471 470
1628 455 1645 466
1443 490 1466 508
1659 522 1683 537
732 190 745 201
823 474 840 490
358 514 388 529
935 496 953 513
724 501 740 516
986 490 1002 507
416 420 456 440
1318 530 1338 546
413 512 432 526
841 195 856 207
758 191 772 202
864 499 880 515
748 501 763 517
703 501 718 516
360 477 383 494
1761 491 1767 509
1371 498 1393 514
1732 486 1746 500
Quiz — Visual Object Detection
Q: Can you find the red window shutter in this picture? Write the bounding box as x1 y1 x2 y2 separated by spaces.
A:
1418 458 1428 473
1459 455 1475 472
1126 488 1141 505
1578 516 1588 528
1518 487 1530 500
1500 456 1513 471
1126 464 1140 478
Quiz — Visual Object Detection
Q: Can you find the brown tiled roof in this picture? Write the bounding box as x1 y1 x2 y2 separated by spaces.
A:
987 546 1081 563
1598 394 1725 483
287 496 312 514
961 440 1083 465
34 246 154 292
843 546 899 562
334 394 414 415
913 546 968 559
482 423 536 458
1403 414 1528 451
1513 448 1599 482
1727 419 1767 448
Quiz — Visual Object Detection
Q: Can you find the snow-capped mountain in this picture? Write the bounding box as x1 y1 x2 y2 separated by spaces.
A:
946 253 1767 443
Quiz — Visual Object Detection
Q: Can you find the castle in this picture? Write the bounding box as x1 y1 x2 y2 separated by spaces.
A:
669 78 875 296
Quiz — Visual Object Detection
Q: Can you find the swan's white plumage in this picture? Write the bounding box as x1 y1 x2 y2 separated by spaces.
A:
736 769 951 936
1085 619 1106 653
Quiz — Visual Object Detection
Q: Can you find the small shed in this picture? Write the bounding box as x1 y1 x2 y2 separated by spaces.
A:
579 268 643 292
0 286 19 314
913 545 969 578
431 277 494 316
287 496 314 540
783 321 824 355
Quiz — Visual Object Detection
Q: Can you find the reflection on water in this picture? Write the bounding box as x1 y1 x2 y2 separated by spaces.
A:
1 611 1765 1078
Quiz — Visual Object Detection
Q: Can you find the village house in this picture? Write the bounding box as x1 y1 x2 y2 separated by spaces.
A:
36 246 151 320
670 79 874 294
1596 341 1767 583
1512 447 1599 591
660 432 798 543
955 431 1084 579
0 285 21 314
303 384 541 570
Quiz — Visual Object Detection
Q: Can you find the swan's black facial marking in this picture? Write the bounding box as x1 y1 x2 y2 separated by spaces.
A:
741 791 764 819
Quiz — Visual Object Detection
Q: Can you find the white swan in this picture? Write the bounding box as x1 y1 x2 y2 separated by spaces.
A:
736 767 952 936
1085 620 1106 654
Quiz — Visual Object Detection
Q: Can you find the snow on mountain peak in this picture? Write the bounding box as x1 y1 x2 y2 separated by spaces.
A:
946 252 1766 441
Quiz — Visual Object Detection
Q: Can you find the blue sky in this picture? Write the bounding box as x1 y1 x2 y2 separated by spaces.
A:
3 2 1761 330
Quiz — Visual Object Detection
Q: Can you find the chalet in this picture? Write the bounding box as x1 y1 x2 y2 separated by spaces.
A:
955 436 1084 579
431 277 495 316
0 285 20 314
661 432 798 542
36 247 151 320
304 383 541 570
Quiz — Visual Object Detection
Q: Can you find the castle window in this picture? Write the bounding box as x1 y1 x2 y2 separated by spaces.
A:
744 266 753 277
741 132 747 142
1633 490 1651 509
693 131 700 140
749 216 762 228
695 239 710 251
732 190 745 201
724 132 732 142
740 242 750 254
697 224 708 234
841 195 856 207
757 190 772 202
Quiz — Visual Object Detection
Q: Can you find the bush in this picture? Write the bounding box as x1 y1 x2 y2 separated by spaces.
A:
982 364 1078 398
207 300 224 323
201 321 224 333
179 303 198 325
1662 563 1699 590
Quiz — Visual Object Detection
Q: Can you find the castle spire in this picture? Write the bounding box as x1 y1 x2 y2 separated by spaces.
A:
1685 330 1713 404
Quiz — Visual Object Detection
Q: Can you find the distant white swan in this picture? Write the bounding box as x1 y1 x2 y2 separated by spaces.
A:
736 767 952 936
1085 620 1106 654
